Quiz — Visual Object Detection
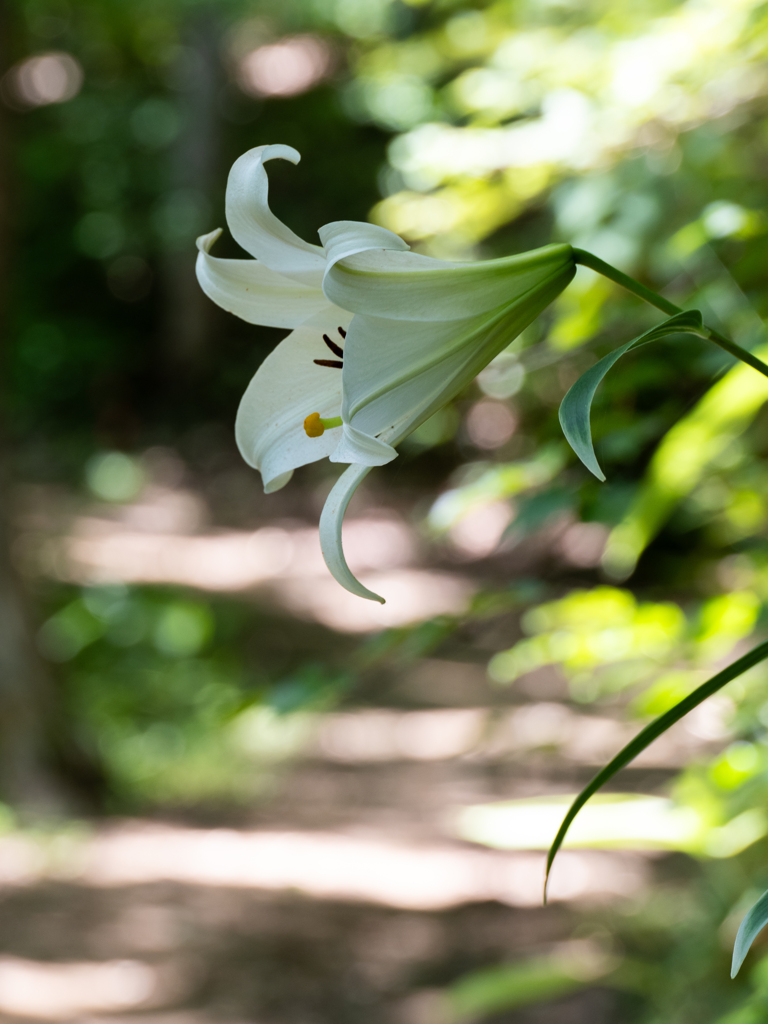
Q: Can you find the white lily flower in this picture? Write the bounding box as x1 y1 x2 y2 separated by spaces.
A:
196 143 575 603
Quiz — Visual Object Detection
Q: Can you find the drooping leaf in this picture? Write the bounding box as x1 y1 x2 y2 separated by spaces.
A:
558 310 705 480
732 887 768 977
545 636 768 900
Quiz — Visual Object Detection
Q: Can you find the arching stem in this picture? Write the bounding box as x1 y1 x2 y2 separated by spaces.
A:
572 248 768 380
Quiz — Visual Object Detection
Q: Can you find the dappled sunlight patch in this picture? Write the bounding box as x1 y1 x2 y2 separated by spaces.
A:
459 795 701 852
231 706 317 762
2 52 83 109
465 399 517 450
485 584 764 713
236 36 333 98
488 586 686 692
54 521 316 590
557 521 608 568
447 501 512 558
457 793 768 859
0 957 157 1019
315 708 485 762
428 447 565 535
274 569 474 631
0 823 650 910
28 506 472 629
310 700 724 768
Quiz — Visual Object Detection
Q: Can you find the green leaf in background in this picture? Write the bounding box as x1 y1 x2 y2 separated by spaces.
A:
448 945 612 1021
732 888 768 977
559 310 705 480
545 636 768 900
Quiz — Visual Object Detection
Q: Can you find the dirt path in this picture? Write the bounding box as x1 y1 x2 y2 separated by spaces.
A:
0 649 704 1024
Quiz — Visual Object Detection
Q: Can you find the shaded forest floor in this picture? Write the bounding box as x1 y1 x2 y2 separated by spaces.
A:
0 465 719 1023
0 656 708 1024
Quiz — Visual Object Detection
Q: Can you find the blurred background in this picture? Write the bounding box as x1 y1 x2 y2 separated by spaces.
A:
3 0 768 1020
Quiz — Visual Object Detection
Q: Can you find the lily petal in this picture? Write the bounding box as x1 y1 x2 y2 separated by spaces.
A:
319 220 410 276
329 423 397 466
324 243 574 321
235 308 352 492
340 259 576 449
319 463 384 603
226 145 327 284
196 229 331 329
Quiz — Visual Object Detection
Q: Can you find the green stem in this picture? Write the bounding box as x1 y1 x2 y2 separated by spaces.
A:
573 248 768 381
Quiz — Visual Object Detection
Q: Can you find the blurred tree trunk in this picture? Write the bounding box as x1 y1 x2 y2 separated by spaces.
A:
162 9 221 372
0 0 81 813
0 489 70 813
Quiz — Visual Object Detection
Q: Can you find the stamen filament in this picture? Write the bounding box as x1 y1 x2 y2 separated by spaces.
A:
304 413 343 437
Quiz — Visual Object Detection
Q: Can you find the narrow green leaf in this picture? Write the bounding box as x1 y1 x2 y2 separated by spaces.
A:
545 636 768 901
558 310 705 480
732 888 768 977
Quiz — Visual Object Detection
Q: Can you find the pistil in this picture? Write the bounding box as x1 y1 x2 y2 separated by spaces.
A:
304 413 343 437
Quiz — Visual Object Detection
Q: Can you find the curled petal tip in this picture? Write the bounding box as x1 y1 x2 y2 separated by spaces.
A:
196 227 223 253
319 464 385 603
263 143 301 165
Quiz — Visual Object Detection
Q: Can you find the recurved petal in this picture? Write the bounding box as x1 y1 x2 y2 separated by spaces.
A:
235 308 352 493
196 230 331 329
319 463 385 603
226 145 327 283
324 242 575 321
319 220 409 275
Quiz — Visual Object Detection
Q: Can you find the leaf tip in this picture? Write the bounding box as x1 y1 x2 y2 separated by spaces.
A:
730 947 746 979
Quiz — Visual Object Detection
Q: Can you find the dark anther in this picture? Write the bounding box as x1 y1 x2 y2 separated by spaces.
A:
322 333 344 358
337 326 347 339
314 359 344 369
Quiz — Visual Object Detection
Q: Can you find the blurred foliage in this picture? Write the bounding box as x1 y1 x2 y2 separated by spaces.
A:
9 0 768 1020
36 582 349 805
341 1 768 1016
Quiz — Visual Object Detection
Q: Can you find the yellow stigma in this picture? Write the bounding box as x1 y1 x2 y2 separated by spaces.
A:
304 413 343 438
304 412 324 437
